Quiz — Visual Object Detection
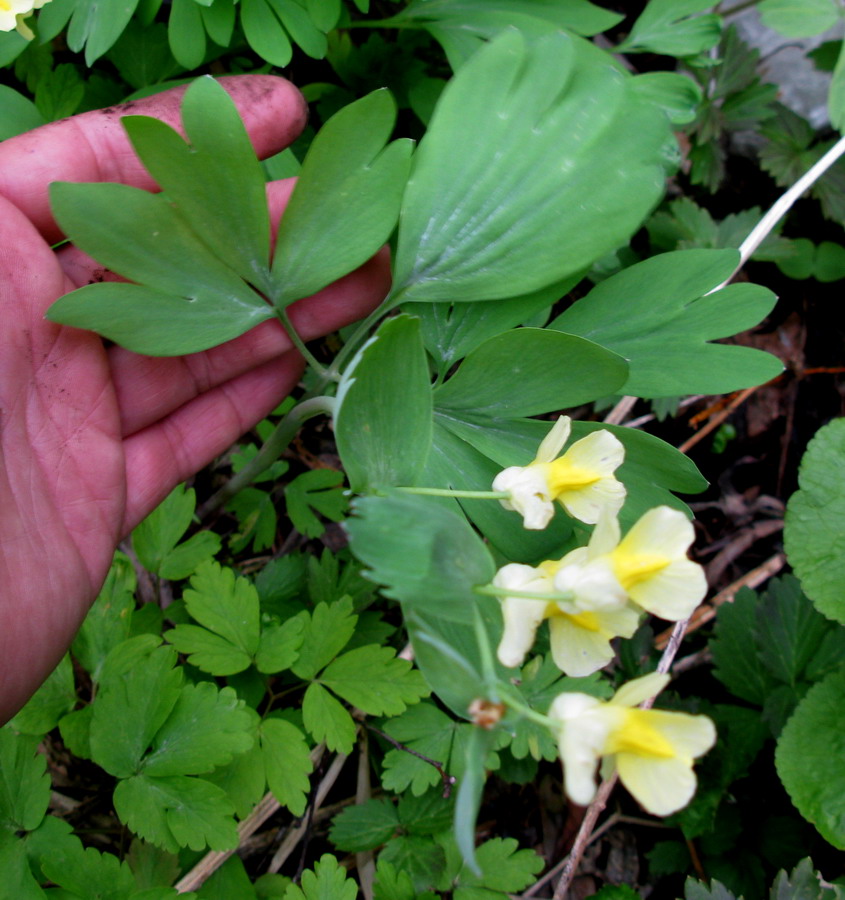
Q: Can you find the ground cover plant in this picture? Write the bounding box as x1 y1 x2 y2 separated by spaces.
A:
3 0 845 897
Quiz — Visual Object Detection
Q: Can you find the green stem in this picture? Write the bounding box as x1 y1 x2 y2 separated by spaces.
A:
323 301 391 381
275 307 334 380
198 395 336 517
500 690 557 731
474 584 575 604
397 487 511 500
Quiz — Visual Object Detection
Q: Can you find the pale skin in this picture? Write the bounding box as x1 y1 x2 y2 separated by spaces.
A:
0 75 391 725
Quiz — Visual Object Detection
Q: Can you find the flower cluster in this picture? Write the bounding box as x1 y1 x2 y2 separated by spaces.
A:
489 418 714 814
0 0 50 39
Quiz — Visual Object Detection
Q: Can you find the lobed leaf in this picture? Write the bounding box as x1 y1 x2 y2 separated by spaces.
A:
302 683 356 754
0 730 51 832
292 597 357 680
260 718 313 816
616 0 721 56
284 854 358 900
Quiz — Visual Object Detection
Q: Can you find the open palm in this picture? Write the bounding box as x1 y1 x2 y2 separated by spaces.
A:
0 76 390 723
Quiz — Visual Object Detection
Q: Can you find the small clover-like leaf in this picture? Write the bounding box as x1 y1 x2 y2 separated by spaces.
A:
285 470 348 538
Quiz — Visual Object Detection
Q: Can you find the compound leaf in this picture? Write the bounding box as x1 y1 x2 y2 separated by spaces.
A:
292 597 357 680
284 854 358 900
285 470 348 539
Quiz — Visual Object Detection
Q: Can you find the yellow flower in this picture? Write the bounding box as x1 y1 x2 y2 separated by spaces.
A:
494 560 639 677
549 672 716 815
0 0 50 38
553 506 707 621
492 416 626 530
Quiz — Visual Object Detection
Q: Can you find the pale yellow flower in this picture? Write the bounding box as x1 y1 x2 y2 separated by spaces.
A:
549 672 716 815
494 559 639 677
553 506 707 622
492 416 626 530
0 0 50 38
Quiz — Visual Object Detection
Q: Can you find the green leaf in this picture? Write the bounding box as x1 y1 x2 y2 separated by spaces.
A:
329 798 400 852
769 858 845 900
206 742 265 820
814 242 845 282
590 886 641 900
285 470 347 538
0 836 48 900
829 42 845 132
284 854 358 900
227 486 279 554
40 845 136 899
46 184 273 356
320 645 429 716
195 855 255 900
166 625 253 677
67 0 141 63
759 0 839 38
123 77 271 290
616 0 721 56
132 485 197 574
241 0 293 67
379 835 446 893
380 703 457 796
0 85 46 139
346 492 496 624
442 833 544 893
390 30 670 305
168 0 206 69
201 0 236 45
373 861 415 900
271 90 411 305
551 249 781 397
710 587 778 706
785 418 845 624
0 729 50 832
270 0 326 57
127 838 181 891
260 718 313 815
396 789 454 836
255 617 305 674
335 315 433 493
306 0 340 31
292 597 357 680
452 726 496 874
434 328 626 416
115 773 238 853
776 667 845 849
631 72 703 126
34 63 85 121
141 683 253 777
106 21 180 90
302 683 356 754
90 640 182 779
684 879 737 900
159 532 222 581
72 552 135 684
8 654 76 736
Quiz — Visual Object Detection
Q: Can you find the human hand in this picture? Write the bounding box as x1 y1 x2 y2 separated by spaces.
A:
0 76 391 724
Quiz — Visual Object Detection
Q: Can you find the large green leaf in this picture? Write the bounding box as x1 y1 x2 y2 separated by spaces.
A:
345 492 496 624
389 29 671 305
335 315 433 492
67 0 142 63
776 667 845 849
550 249 781 397
47 182 273 355
616 0 721 56
0 85 46 139
123 77 271 290
433 328 627 417
758 0 839 38
271 90 412 306
785 418 845 624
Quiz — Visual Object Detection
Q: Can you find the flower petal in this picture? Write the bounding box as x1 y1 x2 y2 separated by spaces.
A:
553 557 627 611
617 506 695 560
615 753 698 816
493 464 555 530
641 710 717 758
548 614 617 677
494 563 555 668
612 672 670 708
627 558 707 621
535 416 571 463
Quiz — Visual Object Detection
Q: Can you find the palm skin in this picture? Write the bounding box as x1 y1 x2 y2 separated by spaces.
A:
0 76 391 724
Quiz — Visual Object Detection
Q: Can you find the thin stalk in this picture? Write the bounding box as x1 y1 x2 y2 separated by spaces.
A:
323 300 392 381
474 584 575 604
397 486 510 500
198 395 336 517
275 306 333 379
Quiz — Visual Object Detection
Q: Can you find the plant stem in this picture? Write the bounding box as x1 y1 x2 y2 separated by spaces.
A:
474 584 574 603
323 300 391 381
396 486 511 500
198 395 336 517
275 306 333 379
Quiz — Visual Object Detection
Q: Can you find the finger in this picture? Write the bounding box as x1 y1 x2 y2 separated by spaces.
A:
121 350 305 534
0 74 306 244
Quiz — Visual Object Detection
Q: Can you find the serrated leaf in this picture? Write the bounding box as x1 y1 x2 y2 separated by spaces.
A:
616 0 721 56
8 654 76 736
159 532 222 581
115 774 237 854
260 718 313 816
127 838 181 891
40 845 136 899
433 328 627 417
684 879 738 900
285 470 347 539
106 21 180 90
0 729 50 832
72 552 135 684
90 641 182 779
373 860 415 900
711 587 778 706
166 625 253 677
776 667 845 849
284 854 358 900
335 315 433 493
329 798 400 852
291 597 357 680
255 617 305 674
390 30 670 305
271 89 411 305
0 836 48 900
182 561 261 659
442 834 544 892
785 418 845 624
346 492 495 625
132 484 197 574
46 184 274 356
123 77 271 290
320 645 429 716
378 835 446 894
206 741 266 820
141 683 253 777
302 683 356 754
194 855 254 900
551 249 781 397
770 858 845 900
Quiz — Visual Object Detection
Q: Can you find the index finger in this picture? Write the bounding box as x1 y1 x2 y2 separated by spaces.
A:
0 74 306 243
